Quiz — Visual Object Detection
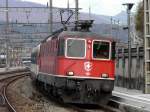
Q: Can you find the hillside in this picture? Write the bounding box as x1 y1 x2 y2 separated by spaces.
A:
0 0 128 43
0 0 111 24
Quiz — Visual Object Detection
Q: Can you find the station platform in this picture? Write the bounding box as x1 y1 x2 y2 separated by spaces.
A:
112 86 150 111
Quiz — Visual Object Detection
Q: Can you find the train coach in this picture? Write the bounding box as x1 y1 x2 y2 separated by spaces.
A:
31 30 116 104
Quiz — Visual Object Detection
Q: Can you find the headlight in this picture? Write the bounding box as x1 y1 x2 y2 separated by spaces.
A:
101 73 109 78
67 71 74 76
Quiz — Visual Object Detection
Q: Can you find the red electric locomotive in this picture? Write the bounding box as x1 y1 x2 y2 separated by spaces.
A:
31 20 116 104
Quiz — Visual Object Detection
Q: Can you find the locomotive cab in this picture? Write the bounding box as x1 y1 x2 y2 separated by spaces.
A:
57 32 115 80
46 31 115 104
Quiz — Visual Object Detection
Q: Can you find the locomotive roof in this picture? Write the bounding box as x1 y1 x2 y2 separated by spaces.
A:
58 31 115 42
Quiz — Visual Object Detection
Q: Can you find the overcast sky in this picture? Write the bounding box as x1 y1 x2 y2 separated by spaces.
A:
23 0 141 16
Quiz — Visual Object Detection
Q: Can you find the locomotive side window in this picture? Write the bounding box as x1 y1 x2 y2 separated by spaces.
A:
111 42 116 60
66 38 86 58
93 41 110 60
58 39 65 56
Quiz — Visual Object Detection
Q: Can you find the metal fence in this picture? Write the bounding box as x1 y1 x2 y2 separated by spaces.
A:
115 47 144 91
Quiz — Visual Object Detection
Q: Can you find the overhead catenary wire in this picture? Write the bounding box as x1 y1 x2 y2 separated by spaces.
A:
0 0 82 66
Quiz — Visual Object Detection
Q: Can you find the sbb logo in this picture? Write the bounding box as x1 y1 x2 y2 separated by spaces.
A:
84 62 93 72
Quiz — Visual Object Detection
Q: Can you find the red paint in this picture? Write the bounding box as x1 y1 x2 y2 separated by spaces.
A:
38 33 115 80
57 57 115 78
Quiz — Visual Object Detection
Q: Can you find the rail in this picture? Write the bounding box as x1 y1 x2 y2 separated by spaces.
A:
0 69 30 112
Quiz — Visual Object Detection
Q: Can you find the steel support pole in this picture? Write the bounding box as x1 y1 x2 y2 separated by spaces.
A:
110 17 113 37
123 3 134 89
6 0 9 69
67 0 70 17
117 20 120 41
75 0 79 24
127 8 132 88
144 0 150 93
49 0 53 34
89 0 91 19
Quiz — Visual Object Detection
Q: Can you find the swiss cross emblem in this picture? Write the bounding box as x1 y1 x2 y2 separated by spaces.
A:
84 62 93 72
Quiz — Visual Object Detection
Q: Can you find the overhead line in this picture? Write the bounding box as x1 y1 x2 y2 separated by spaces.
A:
0 6 81 10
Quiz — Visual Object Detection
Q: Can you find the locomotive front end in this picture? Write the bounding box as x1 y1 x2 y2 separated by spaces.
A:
57 34 116 104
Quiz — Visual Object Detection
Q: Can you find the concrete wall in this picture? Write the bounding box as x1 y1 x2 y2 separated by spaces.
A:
115 47 144 91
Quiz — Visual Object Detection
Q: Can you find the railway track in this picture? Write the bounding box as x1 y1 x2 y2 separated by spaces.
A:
0 70 30 112
0 73 122 112
67 103 121 112
0 68 28 75
0 69 122 112
44 97 121 112
37 86 121 112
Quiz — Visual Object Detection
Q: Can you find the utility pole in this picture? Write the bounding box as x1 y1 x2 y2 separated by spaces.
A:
75 0 79 25
110 17 113 37
116 20 120 42
89 0 91 19
49 0 53 34
6 0 9 69
67 0 70 18
123 3 134 89
144 0 150 93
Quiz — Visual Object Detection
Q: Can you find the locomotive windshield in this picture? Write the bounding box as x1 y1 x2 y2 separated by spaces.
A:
93 41 110 60
66 38 86 58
